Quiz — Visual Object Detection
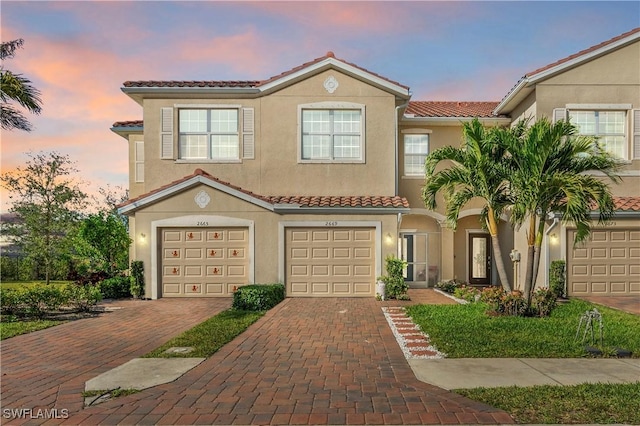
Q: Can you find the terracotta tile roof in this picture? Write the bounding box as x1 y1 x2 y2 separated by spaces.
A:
123 80 260 88
122 52 409 91
405 101 505 118
112 120 143 128
260 51 410 90
118 169 409 210
269 195 409 209
613 196 640 212
526 27 640 78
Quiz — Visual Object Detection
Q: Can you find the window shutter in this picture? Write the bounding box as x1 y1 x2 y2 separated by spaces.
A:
552 108 567 123
631 109 640 158
242 107 255 159
135 140 144 183
160 107 174 159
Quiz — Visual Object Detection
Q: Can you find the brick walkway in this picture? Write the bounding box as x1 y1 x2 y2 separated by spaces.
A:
57 296 513 425
577 295 640 315
1 298 230 424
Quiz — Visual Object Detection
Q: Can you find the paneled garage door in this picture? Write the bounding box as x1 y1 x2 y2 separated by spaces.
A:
286 227 376 297
567 228 640 296
161 227 249 297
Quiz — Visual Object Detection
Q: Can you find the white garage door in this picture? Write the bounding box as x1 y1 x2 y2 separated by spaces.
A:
161 227 249 297
567 228 640 296
286 227 376 297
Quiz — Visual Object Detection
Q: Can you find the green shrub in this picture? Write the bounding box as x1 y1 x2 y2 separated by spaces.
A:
549 260 566 299
530 288 557 317
453 285 480 303
64 284 102 312
379 255 409 300
435 279 466 294
99 276 131 299
232 284 285 311
480 286 504 312
130 260 145 299
1 288 23 316
20 284 68 318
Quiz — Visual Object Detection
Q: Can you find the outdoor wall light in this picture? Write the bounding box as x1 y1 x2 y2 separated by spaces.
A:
384 232 394 245
550 233 559 245
139 233 147 244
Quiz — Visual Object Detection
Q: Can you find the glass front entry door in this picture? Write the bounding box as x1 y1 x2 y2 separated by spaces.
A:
401 233 440 286
469 233 491 285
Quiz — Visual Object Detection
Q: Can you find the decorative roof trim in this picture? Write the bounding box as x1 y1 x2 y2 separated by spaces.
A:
495 28 640 115
117 169 410 215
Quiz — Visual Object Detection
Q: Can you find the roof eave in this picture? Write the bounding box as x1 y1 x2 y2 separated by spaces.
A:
259 57 411 100
273 205 410 214
401 116 511 126
110 126 143 139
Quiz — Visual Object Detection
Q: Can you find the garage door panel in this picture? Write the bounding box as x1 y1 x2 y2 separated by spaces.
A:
161 227 249 297
185 231 203 242
568 228 640 296
163 283 181 295
227 265 246 276
286 227 375 297
312 248 330 259
333 248 350 258
332 282 350 293
354 282 373 294
312 282 330 294
185 248 204 259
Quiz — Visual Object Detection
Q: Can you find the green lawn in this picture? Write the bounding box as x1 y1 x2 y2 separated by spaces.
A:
458 382 640 424
0 319 66 339
143 309 264 358
406 299 639 358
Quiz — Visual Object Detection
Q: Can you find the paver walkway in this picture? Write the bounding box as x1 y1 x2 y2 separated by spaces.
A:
1 298 230 424
61 297 512 425
578 295 640 315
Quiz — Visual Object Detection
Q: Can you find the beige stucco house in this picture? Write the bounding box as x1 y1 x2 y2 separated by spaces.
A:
113 28 640 299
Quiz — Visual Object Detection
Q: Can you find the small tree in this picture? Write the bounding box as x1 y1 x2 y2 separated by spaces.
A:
1 151 87 284
1 39 42 132
74 212 131 277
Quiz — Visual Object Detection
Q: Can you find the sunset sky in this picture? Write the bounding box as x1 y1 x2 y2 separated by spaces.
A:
1 1 639 212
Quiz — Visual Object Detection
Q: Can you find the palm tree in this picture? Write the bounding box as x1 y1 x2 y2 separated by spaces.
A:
505 117 621 302
1 38 42 131
423 118 512 292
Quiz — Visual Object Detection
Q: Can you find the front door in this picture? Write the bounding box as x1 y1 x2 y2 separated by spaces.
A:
469 233 491 285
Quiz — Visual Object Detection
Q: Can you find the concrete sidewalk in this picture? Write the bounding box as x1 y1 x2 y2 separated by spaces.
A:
410 357 640 390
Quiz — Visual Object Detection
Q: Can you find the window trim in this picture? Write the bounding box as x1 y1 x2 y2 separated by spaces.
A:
402 129 431 177
297 101 366 164
177 105 241 162
565 106 629 160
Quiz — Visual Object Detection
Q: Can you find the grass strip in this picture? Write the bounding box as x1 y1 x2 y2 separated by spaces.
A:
406 299 639 358
0 320 66 340
457 382 640 424
143 308 264 358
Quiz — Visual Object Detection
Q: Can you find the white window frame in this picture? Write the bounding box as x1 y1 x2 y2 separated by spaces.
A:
134 140 144 183
177 105 241 162
563 104 632 161
402 129 431 177
297 102 365 163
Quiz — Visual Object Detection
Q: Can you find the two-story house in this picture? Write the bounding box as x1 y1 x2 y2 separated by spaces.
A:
114 28 639 299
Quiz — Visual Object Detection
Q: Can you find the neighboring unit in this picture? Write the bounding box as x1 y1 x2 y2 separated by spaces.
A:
114 29 640 299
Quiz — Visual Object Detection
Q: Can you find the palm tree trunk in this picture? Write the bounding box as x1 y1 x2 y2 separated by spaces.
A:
530 216 547 298
491 235 511 292
523 216 536 301
487 211 511 292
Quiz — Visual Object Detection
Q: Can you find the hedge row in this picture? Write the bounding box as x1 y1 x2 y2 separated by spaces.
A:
232 284 285 311
1 284 102 318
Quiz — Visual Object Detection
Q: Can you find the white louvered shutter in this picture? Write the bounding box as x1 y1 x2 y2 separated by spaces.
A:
135 140 144 182
633 109 640 159
160 107 174 159
552 108 567 123
242 107 255 159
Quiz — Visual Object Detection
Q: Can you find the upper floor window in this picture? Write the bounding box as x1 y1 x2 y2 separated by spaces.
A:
179 109 239 160
404 134 429 176
568 110 626 159
300 104 364 162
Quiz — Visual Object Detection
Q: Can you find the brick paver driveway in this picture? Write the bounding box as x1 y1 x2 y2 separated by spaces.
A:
25 297 513 425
